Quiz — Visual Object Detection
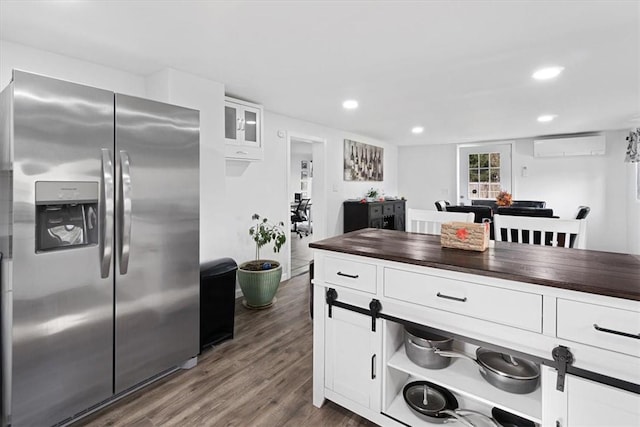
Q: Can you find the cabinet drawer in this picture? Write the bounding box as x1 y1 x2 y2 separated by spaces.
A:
557 299 640 358
384 268 542 332
224 143 263 161
383 204 394 216
394 202 405 214
324 256 377 294
369 204 382 218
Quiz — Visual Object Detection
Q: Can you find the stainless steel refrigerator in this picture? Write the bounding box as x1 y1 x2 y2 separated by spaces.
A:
0 70 200 426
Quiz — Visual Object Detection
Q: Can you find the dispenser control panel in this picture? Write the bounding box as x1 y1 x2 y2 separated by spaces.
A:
35 181 98 205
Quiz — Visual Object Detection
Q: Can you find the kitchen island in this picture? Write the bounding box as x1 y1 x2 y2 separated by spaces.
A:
310 229 640 427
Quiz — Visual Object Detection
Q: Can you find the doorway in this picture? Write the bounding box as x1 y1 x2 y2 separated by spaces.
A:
287 133 325 279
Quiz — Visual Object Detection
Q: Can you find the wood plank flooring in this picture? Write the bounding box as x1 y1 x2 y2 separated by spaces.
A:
75 273 376 427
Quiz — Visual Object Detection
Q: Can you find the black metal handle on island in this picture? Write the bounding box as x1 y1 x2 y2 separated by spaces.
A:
337 271 359 279
371 354 376 379
436 292 467 303
593 324 640 340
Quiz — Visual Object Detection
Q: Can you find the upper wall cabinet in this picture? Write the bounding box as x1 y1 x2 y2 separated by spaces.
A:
224 96 264 161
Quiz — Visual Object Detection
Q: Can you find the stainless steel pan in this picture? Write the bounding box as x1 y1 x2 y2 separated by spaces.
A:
434 348 539 394
404 327 453 369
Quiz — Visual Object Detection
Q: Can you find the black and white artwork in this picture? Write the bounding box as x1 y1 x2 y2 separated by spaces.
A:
343 139 383 181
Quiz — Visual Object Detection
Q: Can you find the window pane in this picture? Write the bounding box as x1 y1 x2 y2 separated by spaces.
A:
490 152 500 167
469 169 479 182
244 110 257 142
491 184 502 193
225 106 237 139
469 154 478 168
490 169 500 182
479 168 489 182
479 184 489 198
468 183 479 199
479 153 489 168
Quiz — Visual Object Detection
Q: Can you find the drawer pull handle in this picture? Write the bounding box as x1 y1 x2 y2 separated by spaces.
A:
593 324 640 340
337 271 359 279
436 292 467 303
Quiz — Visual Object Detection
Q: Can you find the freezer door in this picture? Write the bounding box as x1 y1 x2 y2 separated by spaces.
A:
114 94 199 393
9 71 114 426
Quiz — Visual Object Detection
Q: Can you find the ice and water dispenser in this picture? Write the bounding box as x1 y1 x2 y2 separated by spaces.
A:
35 181 99 252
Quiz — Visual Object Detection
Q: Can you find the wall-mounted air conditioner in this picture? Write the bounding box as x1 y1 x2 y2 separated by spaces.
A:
533 133 606 157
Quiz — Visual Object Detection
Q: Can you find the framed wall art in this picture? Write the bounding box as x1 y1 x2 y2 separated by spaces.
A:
343 139 383 181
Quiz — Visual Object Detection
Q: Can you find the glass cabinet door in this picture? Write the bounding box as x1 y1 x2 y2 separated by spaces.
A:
225 105 238 141
243 107 259 146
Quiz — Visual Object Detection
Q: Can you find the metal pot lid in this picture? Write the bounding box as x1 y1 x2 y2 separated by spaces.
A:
404 326 452 344
405 384 447 412
476 348 539 380
402 381 458 418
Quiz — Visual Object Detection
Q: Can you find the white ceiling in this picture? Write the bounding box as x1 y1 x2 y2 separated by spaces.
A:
1 1 638 146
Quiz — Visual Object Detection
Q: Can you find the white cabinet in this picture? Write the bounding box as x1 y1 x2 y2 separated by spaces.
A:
325 305 381 411
566 376 639 427
224 96 263 161
543 370 640 427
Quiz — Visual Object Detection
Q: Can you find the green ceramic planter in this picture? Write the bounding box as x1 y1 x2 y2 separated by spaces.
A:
237 260 282 309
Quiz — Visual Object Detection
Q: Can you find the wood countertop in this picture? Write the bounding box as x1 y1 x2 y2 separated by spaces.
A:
309 228 640 301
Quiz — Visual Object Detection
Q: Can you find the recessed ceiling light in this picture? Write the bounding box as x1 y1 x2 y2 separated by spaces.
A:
532 66 564 80
342 100 358 109
411 126 424 134
537 114 557 123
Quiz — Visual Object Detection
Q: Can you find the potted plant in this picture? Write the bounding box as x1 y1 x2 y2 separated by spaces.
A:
237 214 287 309
365 187 380 202
496 190 513 207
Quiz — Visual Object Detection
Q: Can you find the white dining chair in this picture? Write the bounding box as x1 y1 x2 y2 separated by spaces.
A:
493 214 587 249
406 208 475 235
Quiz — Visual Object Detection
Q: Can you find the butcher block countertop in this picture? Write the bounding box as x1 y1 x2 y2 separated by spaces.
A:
309 228 640 301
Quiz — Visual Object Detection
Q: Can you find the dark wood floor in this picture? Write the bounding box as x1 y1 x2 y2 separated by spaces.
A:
76 273 376 426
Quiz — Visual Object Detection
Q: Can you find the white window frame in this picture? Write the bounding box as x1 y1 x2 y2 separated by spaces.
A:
456 141 514 206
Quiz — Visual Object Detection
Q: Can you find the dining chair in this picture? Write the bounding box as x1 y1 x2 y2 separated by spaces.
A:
575 206 591 219
407 208 475 235
434 200 451 211
493 214 587 249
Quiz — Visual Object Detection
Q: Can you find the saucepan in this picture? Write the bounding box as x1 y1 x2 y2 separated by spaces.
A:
434 348 539 394
403 380 500 427
404 326 453 369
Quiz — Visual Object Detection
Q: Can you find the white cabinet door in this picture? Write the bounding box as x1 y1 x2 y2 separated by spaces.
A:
325 307 380 410
566 375 639 427
224 97 263 161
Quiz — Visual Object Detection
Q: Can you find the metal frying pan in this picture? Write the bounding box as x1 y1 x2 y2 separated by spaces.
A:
403 381 475 427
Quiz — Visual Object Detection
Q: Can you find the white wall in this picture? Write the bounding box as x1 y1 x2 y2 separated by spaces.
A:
398 130 634 253
144 68 227 265
265 112 399 238
0 40 145 96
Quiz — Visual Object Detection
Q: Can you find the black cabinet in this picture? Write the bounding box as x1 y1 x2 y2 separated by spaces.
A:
343 200 406 233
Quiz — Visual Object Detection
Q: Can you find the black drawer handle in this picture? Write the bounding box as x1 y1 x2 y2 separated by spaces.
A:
337 271 359 279
593 324 640 340
436 292 467 303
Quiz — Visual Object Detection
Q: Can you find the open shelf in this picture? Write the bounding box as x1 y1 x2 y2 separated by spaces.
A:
387 345 542 424
384 386 501 427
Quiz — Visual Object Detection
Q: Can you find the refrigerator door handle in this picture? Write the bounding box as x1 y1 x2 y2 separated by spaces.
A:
100 149 114 278
118 150 132 275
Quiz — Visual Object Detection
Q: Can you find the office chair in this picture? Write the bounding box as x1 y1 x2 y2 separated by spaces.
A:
291 198 311 238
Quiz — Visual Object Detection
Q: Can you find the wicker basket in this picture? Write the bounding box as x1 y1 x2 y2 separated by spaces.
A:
441 221 490 252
